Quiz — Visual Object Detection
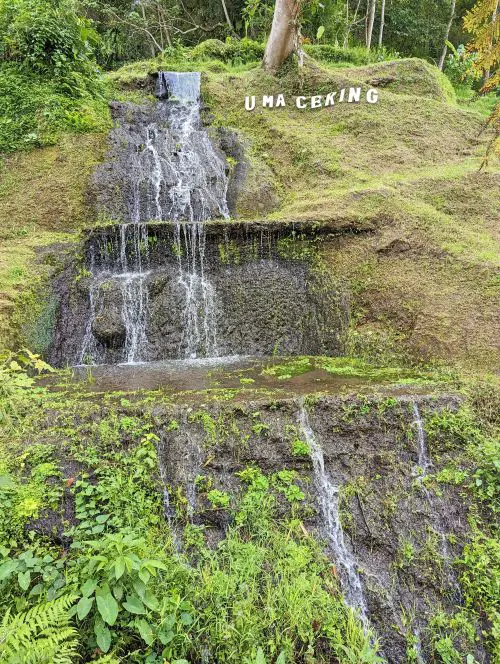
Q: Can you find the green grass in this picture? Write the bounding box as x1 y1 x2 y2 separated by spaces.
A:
0 52 498 374
0 360 382 662
0 63 110 155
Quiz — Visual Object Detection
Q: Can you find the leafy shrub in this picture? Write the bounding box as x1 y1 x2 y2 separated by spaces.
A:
0 0 99 86
69 530 183 654
0 0 107 153
443 43 480 88
206 489 230 509
0 62 109 153
191 38 264 63
0 349 52 425
291 437 310 457
191 38 227 60
460 534 500 651
426 407 499 514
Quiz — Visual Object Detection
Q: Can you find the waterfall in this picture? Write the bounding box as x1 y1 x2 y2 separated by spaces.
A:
410 401 461 604
119 272 150 364
78 224 151 365
156 71 201 103
78 71 229 365
412 402 432 477
298 404 369 624
175 222 218 358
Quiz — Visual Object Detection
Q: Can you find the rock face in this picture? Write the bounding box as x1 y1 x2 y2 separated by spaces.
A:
89 99 229 223
90 280 126 348
153 393 483 664
48 221 350 366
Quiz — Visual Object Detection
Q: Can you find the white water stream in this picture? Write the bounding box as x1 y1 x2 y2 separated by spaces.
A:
298 404 369 625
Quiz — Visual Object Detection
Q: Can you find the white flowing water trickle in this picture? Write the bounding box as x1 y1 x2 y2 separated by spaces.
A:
78 224 151 365
412 402 432 478
175 222 218 358
298 404 369 625
410 401 461 610
119 271 151 364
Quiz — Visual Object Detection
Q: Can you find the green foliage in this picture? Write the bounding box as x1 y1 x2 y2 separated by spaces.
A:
0 594 79 663
428 609 480 664
70 530 177 654
444 44 480 88
0 0 107 153
0 545 66 604
460 534 500 657
0 0 99 81
0 61 108 153
0 349 53 428
426 406 499 514
206 489 231 509
291 438 311 457
190 466 379 662
1 388 384 663
192 38 264 64
251 421 269 435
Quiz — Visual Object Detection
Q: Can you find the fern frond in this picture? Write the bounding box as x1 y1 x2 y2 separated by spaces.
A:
0 595 79 664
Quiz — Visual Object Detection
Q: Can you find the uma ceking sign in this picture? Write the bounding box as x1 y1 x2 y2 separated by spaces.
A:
245 86 379 111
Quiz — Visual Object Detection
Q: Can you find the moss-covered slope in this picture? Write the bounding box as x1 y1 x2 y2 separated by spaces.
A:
0 56 498 374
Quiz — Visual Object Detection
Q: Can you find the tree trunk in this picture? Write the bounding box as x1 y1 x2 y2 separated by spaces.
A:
378 0 385 47
438 0 456 70
220 0 236 34
140 1 156 57
365 0 377 50
262 0 302 72
484 0 499 82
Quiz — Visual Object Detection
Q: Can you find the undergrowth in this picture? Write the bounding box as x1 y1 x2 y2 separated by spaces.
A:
0 354 382 663
0 62 109 154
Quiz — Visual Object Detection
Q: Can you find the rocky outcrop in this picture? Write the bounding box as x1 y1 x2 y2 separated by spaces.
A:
153 392 484 664
48 221 351 366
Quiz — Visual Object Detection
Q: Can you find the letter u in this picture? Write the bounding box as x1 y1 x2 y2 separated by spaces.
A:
245 96 256 111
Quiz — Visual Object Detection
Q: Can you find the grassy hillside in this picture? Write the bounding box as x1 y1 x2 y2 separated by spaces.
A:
1 55 497 375
0 52 498 664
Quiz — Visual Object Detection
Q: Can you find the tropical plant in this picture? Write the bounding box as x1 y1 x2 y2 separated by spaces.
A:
0 594 79 664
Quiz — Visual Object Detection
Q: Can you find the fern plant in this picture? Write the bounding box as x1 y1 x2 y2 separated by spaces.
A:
0 594 79 663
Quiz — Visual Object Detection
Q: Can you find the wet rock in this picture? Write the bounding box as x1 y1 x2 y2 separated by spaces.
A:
216 127 280 217
153 393 481 664
90 281 126 348
49 222 350 366
90 99 228 223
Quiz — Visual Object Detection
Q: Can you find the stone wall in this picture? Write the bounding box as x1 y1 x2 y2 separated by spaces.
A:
154 393 482 664
48 222 350 366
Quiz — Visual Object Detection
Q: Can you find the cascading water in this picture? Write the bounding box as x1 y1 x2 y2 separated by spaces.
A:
174 223 219 358
298 403 369 625
412 402 432 478
78 71 229 365
410 401 461 609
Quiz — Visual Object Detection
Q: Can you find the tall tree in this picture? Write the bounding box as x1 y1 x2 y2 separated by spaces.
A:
262 0 303 72
365 0 376 49
438 0 457 69
464 0 499 87
464 0 499 167
378 0 385 47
